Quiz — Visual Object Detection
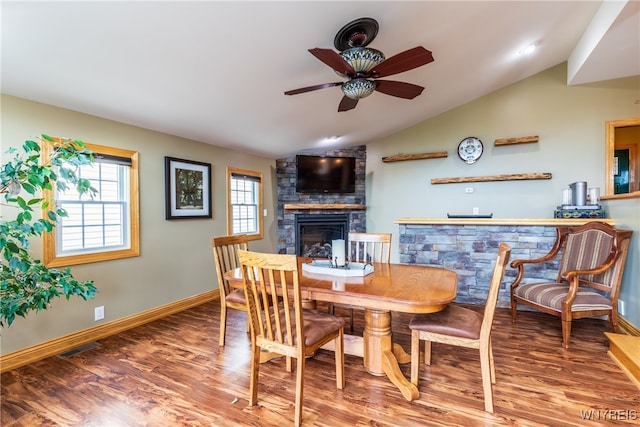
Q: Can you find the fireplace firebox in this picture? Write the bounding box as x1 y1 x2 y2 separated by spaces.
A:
295 214 349 258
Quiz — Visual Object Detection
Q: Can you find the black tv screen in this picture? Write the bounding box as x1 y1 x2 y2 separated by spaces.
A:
296 155 356 193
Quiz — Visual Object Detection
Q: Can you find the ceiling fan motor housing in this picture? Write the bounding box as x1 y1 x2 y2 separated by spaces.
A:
334 17 379 51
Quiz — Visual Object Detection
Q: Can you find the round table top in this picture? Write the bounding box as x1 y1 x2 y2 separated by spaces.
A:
225 260 458 314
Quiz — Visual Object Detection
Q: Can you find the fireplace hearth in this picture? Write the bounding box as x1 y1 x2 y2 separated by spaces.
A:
296 214 349 258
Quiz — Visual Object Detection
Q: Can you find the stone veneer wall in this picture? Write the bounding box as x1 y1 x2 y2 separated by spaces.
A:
276 145 367 255
399 224 563 306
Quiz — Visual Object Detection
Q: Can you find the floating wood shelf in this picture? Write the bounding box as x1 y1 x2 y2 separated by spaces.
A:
431 172 552 185
382 151 448 163
284 204 366 210
494 135 539 146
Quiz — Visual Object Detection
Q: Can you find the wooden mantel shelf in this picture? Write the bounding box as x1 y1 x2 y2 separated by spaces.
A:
284 204 366 210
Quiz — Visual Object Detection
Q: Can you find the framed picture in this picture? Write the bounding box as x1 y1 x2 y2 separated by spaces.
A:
165 156 212 219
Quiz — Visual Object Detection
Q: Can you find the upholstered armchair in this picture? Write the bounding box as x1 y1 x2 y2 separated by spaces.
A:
510 222 632 349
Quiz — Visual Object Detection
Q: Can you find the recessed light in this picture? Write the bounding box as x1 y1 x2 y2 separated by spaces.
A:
324 136 340 143
518 43 537 55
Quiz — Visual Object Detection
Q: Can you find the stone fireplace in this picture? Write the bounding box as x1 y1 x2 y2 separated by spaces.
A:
296 214 349 258
275 145 367 255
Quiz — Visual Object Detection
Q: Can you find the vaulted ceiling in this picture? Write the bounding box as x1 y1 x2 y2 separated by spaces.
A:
2 1 639 159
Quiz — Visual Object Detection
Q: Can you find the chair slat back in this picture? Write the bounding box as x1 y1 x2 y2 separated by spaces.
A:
212 234 249 297
480 243 511 340
348 232 391 263
238 250 301 357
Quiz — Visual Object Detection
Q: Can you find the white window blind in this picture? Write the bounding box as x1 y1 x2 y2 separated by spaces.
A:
56 155 131 255
230 173 260 234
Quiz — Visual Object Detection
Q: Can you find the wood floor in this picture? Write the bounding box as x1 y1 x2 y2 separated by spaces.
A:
2 300 639 426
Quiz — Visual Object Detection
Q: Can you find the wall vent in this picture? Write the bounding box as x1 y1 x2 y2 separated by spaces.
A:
57 342 100 359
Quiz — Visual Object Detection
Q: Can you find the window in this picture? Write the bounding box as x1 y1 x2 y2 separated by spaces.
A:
227 167 263 240
43 141 140 266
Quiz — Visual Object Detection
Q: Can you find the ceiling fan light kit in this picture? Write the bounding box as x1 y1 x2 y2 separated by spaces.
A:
284 17 434 112
338 47 385 73
342 78 376 100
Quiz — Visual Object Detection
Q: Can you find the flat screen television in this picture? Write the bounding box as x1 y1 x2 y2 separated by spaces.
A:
296 155 356 193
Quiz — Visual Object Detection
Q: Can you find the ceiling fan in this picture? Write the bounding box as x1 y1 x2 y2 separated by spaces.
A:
284 17 434 112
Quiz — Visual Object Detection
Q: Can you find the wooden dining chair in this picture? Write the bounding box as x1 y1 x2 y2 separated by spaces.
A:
510 221 633 349
330 232 392 332
237 250 345 427
348 232 392 264
212 234 249 347
409 243 511 413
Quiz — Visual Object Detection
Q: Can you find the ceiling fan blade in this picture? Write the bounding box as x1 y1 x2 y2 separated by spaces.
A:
338 96 359 112
369 46 434 78
284 82 343 96
308 48 356 76
374 80 425 99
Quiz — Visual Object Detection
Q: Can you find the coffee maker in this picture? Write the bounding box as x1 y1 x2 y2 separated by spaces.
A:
555 181 605 219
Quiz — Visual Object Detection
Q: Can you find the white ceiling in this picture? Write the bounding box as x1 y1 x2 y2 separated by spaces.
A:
2 1 639 159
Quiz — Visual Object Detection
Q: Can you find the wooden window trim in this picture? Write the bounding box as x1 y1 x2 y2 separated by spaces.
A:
42 141 140 267
226 167 263 241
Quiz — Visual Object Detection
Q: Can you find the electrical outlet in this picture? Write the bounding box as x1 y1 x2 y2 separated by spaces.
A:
465 187 474 193
618 300 626 316
473 207 480 215
94 306 105 321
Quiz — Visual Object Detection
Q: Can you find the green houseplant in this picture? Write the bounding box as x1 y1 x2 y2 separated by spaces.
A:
1 134 98 327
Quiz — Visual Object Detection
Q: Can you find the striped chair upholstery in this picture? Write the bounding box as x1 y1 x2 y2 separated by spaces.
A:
510 222 632 349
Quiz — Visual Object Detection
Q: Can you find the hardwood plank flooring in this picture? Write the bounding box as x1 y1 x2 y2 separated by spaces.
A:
2 300 639 426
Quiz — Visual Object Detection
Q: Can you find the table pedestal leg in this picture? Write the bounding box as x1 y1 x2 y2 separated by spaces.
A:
393 343 411 364
363 309 419 401
302 299 316 310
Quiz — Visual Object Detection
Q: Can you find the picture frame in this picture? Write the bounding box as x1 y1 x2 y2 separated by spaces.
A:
165 156 212 219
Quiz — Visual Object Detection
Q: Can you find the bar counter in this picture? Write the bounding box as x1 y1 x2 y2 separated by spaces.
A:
395 217 614 306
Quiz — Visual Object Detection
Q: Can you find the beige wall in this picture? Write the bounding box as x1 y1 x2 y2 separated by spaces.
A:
2 63 639 354
365 63 640 326
1 94 277 354
605 198 640 328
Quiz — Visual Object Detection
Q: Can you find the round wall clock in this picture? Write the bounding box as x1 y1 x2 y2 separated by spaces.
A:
457 136 484 164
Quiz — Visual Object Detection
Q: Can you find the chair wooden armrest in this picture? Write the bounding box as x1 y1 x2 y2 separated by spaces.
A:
510 227 568 290
510 227 567 269
561 248 622 312
563 262 613 282
561 247 618 283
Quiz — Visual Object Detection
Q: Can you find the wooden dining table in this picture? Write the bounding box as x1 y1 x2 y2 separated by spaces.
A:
224 258 458 401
